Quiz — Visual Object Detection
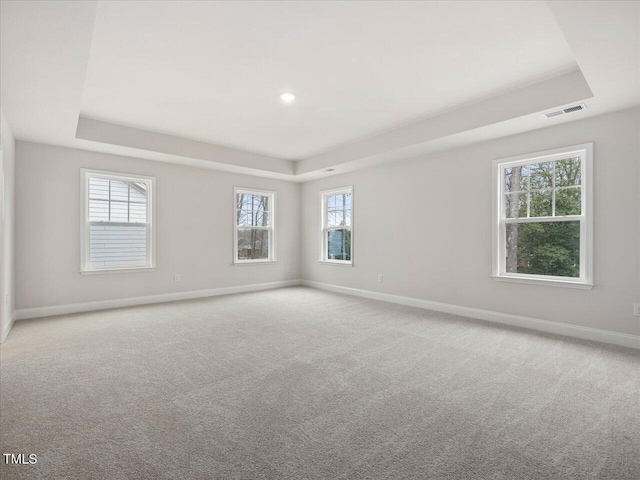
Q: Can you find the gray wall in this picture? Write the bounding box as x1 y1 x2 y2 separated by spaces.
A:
301 107 640 337
12 108 640 339
1 109 16 341
15 142 301 309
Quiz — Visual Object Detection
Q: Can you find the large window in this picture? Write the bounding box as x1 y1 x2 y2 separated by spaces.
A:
81 169 155 273
234 188 275 263
321 187 353 264
492 144 593 289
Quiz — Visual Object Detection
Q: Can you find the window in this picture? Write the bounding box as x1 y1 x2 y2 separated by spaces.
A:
81 169 155 273
492 143 593 289
321 187 353 264
234 188 275 263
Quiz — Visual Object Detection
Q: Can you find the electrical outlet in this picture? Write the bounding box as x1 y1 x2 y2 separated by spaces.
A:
377 274 383 283
174 274 181 283
634 304 640 317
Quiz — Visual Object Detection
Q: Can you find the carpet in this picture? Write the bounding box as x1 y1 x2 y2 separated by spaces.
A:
1 287 638 479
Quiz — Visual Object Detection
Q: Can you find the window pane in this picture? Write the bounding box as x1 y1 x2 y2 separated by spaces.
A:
90 224 147 269
505 192 526 219
237 228 269 260
89 177 109 200
110 180 129 202
129 183 147 203
88 199 109 222
555 187 581 216
334 210 344 226
344 208 351 227
89 176 147 223
238 209 268 227
529 162 554 190
129 202 147 222
89 177 109 221
530 190 552 217
327 211 336 226
505 221 580 277
110 201 129 222
327 208 351 227
556 157 581 187
327 228 351 261
505 165 528 193
326 193 351 227
236 194 269 227
125 182 147 223
251 194 268 212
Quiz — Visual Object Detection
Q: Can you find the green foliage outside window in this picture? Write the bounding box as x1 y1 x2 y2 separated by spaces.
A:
505 157 581 278
508 222 580 277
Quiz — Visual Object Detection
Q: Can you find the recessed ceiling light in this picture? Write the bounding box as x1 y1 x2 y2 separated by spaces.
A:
280 92 296 103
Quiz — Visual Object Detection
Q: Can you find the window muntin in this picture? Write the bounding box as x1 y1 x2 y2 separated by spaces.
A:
81 170 155 273
234 189 275 263
503 157 582 219
321 187 353 263
493 144 592 288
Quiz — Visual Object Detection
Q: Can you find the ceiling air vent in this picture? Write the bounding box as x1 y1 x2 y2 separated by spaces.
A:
563 104 585 114
544 103 586 119
545 110 564 118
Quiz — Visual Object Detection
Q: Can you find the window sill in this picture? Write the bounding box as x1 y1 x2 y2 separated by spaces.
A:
492 275 593 290
81 267 157 275
233 260 276 266
319 260 354 267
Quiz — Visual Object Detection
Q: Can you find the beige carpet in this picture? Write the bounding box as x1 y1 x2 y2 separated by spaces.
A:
1 287 638 479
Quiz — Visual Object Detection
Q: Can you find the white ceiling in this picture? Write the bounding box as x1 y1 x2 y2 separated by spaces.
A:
1 1 638 180
81 1 577 159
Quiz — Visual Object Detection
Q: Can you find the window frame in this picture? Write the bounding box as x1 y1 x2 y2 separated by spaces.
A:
233 187 276 265
80 169 156 275
491 143 593 289
320 186 354 265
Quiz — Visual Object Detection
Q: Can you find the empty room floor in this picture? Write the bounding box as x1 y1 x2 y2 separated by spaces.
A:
1 287 638 480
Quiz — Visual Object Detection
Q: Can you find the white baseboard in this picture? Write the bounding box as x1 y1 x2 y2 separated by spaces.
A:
11 279 640 350
302 280 640 350
15 279 302 321
1 310 17 344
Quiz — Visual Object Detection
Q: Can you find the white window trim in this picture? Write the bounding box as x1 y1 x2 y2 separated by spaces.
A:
320 186 353 265
80 169 156 275
233 187 276 264
492 143 593 289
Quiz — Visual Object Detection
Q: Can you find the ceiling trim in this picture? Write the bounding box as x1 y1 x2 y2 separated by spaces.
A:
75 69 593 180
76 117 295 176
295 69 593 175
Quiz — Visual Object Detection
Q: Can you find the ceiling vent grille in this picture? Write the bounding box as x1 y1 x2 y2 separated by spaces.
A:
563 104 585 114
544 103 586 119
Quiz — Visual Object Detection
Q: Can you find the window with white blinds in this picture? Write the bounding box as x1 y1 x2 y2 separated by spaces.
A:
81 169 155 273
